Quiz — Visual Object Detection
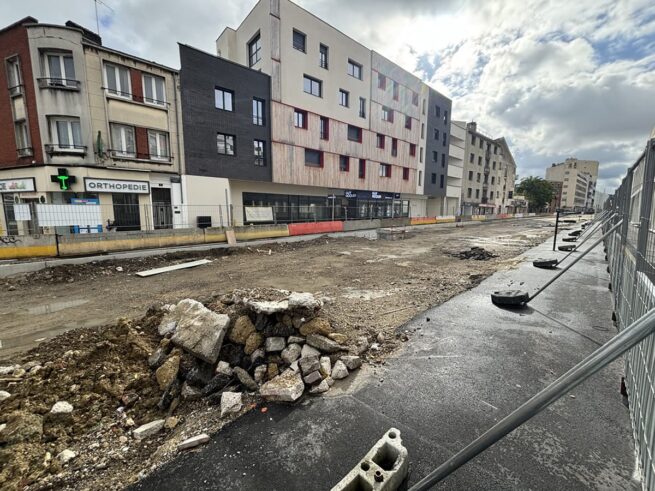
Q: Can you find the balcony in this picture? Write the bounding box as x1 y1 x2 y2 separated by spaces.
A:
109 149 172 163
17 147 33 158
8 84 24 97
37 78 81 91
45 143 87 156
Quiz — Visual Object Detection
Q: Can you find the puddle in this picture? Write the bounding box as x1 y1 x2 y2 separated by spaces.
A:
26 299 89 315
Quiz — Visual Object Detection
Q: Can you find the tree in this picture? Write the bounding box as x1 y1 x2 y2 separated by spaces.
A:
515 176 555 212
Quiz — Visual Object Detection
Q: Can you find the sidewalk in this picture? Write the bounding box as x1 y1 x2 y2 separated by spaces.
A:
132 236 636 490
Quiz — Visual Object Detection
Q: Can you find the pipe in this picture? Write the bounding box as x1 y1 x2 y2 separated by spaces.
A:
528 218 623 302
409 307 655 490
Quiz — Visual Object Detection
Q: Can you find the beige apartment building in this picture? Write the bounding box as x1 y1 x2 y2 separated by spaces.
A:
545 158 598 210
460 122 517 215
0 18 183 235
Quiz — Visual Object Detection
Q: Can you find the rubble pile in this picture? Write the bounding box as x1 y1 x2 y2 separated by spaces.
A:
450 246 498 261
152 289 362 408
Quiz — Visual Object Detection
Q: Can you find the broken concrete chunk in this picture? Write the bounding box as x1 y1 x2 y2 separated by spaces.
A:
0 390 10 402
300 344 321 359
170 299 230 364
133 419 165 441
220 392 243 418
340 355 363 370
229 316 256 345
306 334 344 353
281 343 302 364
216 361 233 377
325 376 335 387
250 348 265 363
328 333 348 344
288 292 322 311
245 299 289 315
57 449 76 464
0 365 19 376
50 401 74 414
299 355 320 375
244 332 265 355
288 335 305 344
299 317 333 336
155 354 180 390
178 433 210 451
158 320 177 337
254 365 267 384
260 370 305 402
352 336 370 355
265 336 286 352
319 356 332 377
331 360 349 380
309 379 330 394
303 371 322 385
233 367 258 392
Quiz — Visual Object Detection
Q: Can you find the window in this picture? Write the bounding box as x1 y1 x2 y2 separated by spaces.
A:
359 97 366 118
215 88 234 111
441 154 446 167
320 116 329 140
476 173 481 182
412 91 418 106
432 151 438 162
443 110 448 124
382 106 393 122
217 133 235 155
467 188 472 198
476 189 480 199
110 123 135 157
392 80 399 100
339 155 349 172
305 148 323 167
52 117 82 150
492 161 496 169
420 147 423 163
494 146 498 155
434 128 440 141
405 115 412 130
418 170 423 186
491 176 495 185
339 89 349 107
347 59 362 80
435 105 441 117
303 75 322 97
379 163 391 178
104 63 130 98
294 109 307 129
254 140 265 166
490 191 494 199
148 130 170 161
431 173 437 184
469 153 474 163
348 125 362 142
422 98 426 115
391 138 398 157
143 73 166 106
45 52 76 87
15 121 30 152
358 159 366 179
403 167 410 180
409 143 416 156
478 156 482 165
479 138 483 149
319 44 329 69
293 29 306 52
421 123 425 139
378 73 386 90
248 33 261 67
471 134 476 145
468 170 473 180
253 98 265 125
376 133 385 149
440 175 444 188
7 57 22 94
442 131 447 146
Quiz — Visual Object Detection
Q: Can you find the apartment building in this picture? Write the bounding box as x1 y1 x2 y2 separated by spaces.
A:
177 0 453 226
460 122 517 215
0 17 183 235
445 120 465 215
545 158 599 211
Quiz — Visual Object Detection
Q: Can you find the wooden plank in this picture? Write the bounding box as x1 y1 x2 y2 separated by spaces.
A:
136 259 212 277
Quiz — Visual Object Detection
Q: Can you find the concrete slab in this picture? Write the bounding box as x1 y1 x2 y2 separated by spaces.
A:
124 236 638 490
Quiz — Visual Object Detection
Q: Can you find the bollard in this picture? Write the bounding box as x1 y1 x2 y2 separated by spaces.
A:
331 428 409 491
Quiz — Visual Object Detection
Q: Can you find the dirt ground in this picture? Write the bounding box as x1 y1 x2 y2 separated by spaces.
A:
0 217 563 490
2 218 557 361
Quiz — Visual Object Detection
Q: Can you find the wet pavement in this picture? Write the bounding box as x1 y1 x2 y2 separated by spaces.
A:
132 235 637 490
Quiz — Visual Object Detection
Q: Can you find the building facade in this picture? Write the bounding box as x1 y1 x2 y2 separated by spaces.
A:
545 158 599 211
460 121 517 215
446 120 465 215
178 0 455 226
0 17 183 235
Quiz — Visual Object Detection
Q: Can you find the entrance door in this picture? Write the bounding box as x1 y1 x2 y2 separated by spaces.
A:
151 188 172 229
112 193 141 231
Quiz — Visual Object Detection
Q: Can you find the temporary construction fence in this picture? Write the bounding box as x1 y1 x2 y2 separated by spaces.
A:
604 133 655 488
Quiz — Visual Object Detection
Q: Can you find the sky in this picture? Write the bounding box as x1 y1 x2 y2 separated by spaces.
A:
4 0 655 193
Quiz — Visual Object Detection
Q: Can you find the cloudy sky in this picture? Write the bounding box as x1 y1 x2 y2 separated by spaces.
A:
4 0 655 192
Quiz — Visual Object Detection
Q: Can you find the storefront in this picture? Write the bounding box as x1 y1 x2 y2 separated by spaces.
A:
0 177 38 236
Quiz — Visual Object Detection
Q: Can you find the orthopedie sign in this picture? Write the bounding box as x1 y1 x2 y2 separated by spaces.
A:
0 177 36 193
84 178 150 194
343 190 399 200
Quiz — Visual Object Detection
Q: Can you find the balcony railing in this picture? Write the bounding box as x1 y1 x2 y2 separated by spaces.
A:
17 147 33 158
103 87 169 108
45 143 87 156
37 78 80 90
109 149 172 163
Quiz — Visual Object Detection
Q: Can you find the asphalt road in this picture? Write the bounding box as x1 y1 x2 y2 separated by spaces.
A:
132 235 636 490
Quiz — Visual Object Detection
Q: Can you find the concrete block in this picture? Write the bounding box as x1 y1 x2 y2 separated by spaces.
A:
331 428 408 491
